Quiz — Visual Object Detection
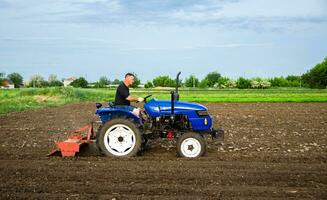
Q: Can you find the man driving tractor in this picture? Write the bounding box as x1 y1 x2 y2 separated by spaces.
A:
114 73 144 116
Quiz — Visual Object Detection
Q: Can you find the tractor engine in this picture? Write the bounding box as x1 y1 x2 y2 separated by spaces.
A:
144 114 190 138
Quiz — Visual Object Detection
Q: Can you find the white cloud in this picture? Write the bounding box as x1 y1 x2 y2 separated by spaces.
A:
0 0 123 22
164 0 327 30
219 0 327 18
1 0 326 31
120 42 273 51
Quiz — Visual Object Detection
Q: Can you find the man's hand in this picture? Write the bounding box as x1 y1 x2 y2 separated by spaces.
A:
137 97 144 103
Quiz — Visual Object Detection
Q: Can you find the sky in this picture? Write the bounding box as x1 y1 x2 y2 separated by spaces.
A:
0 0 327 82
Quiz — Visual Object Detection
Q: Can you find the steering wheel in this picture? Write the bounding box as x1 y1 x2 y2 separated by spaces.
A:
137 94 152 103
144 94 152 103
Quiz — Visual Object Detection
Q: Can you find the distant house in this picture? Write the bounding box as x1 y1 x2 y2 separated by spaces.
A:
0 79 15 89
63 77 77 87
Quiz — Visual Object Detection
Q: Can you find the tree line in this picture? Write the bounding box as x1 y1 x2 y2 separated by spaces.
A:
144 73 302 89
1 57 326 89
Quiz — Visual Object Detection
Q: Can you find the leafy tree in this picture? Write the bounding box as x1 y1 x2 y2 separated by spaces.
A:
286 75 301 82
269 77 288 87
48 74 63 87
29 74 48 88
99 76 110 85
49 80 63 87
152 76 165 87
131 73 141 88
144 81 153 88
153 76 175 87
0 72 6 86
95 76 110 88
204 72 221 87
7 72 23 88
285 75 301 87
236 77 251 89
94 82 101 88
70 77 88 88
199 79 209 88
0 72 5 80
302 58 327 88
112 79 121 85
163 76 181 87
185 75 199 87
48 74 57 83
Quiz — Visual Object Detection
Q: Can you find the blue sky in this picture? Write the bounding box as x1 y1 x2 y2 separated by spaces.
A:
0 0 327 82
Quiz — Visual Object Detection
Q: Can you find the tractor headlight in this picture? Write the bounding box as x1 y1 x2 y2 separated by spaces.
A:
196 110 209 117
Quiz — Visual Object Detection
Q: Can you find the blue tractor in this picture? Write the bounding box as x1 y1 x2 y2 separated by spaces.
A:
95 72 224 158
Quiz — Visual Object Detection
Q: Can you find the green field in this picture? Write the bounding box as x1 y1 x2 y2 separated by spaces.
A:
1 87 327 114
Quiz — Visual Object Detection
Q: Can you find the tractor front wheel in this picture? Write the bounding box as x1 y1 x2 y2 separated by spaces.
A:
176 132 206 158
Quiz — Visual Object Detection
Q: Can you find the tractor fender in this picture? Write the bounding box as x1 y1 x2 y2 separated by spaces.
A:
96 108 141 125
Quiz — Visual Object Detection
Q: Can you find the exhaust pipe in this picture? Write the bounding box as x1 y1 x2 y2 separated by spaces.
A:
171 91 175 115
171 72 181 117
174 72 181 101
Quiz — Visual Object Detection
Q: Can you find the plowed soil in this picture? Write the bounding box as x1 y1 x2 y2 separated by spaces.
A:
0 103 326 199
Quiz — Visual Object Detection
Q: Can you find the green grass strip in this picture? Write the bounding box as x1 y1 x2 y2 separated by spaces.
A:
0 87 326 114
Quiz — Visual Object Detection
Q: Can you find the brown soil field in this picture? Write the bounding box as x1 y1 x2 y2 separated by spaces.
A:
0 103 326 199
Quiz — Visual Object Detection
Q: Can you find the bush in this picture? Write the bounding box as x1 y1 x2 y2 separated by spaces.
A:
47 74 63 87
250 78 271 89
270 77 286 87
185 75 199 87
199 79 209 88
153 76 175 87
28 74 48 88
216 77 230 88
237 77 251 89
225 79 237 88
111 79 121 85
94 76 110 88
144 81 154 88
70 77 88 88
204 72 221 87
269 76 301 87
250 79 260 89
49 80 63 87
260 79 271 89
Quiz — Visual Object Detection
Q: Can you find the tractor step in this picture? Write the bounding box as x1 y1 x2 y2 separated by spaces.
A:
48 124 95 157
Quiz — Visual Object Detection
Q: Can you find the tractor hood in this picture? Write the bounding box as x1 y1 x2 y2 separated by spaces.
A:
144 98 207 117
157 100 207 112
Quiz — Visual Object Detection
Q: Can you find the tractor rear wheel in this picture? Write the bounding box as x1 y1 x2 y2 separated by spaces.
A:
97 118 142 157
176 132 206 158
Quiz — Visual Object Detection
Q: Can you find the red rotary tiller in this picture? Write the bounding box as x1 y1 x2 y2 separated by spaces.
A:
48 123 95 157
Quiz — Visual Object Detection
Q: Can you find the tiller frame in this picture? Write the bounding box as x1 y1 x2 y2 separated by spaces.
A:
48 123 95 157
